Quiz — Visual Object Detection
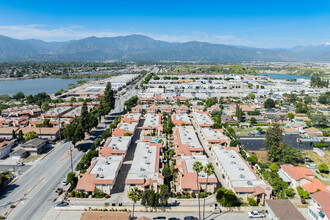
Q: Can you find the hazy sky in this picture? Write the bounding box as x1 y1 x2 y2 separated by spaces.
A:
0 0 329 48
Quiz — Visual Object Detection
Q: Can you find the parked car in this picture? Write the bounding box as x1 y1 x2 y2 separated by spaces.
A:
248 211 265 218
16 162 24 166
184 217 198 220
304 157 314 162
53 201 69 207
61 180 68 186
169 218 180 220
152 217 166 220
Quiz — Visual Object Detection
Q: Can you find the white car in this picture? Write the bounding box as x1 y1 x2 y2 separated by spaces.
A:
248 211 265 218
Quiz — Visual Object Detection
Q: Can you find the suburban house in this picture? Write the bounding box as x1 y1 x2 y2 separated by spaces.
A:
76 156 124 195
266 200 305 220
308 191 330 220
125 142 163 192
21 138 47 154
175 155 218 194
207 104 221 113
279 164 329 193
18 127 61 140
0 141 16 159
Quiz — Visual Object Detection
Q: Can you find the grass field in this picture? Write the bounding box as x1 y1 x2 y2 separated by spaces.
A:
303 150 330 165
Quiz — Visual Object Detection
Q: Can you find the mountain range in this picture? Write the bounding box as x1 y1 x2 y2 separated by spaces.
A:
0 34 329 62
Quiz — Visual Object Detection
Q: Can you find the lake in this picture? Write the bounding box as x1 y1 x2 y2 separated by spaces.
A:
0 78 96 96
258 73 310 80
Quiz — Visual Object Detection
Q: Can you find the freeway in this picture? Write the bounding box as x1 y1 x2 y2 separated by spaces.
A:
0 72 146 220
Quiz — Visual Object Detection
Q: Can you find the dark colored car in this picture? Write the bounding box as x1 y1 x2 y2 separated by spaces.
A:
184 217 197 220
153 217 166 220
169 218 180 220
304 157 314 162
53 201 69 207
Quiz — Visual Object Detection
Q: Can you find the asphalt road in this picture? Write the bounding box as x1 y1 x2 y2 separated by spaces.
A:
0 75 144 220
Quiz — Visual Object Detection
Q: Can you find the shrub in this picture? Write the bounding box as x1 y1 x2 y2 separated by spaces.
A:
318 163 329 173
200 192 205 198
247 196 258 206
10 205 16 208
191 192 196 198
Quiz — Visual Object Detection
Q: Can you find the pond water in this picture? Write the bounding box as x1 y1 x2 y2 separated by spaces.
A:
0 78 96 96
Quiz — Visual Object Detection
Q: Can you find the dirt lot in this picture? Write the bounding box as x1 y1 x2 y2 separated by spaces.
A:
247 150 269 163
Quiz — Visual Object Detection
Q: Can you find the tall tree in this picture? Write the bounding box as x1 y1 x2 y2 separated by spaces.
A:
104 82 115 110
80 102 89 132
203 163 214 220
127 187 142 219
11 130 17 140
265 120 283 162
18 130 24 142
193 161 203 220
159 184 170 205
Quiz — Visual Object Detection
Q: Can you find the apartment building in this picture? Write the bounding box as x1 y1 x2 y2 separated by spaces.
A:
121 113 141 123
308 191 330 220
173 126 204 156
192 112 214 130
112 122 138 137
212 147 272 204
200 128 230 147
99 136 132 157
76 156 124 195
175 155 218 194
172 114 192 126
142 113 162 136
125 142 163 192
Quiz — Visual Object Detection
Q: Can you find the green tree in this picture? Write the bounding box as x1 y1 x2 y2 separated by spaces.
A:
304 96 313 104
230 139 241 147
80 102 89 132
162 163 171 184
203 163 214 220
13 91 25 100
312 114 329 128
193 161 203 220
18 130 24 142
269 163 279 171
11 130 17 140
43 118 50 127
247 155 258 165
66 172 78 186
250 117 257 124
159 184 170 205
247 196 258 206
247 93 255 100
216 187 238 207
286 113 294 119
127 187 142 219
104 82 115 110
265 120 283 162
24 131 38 141
295 102 308 114
264 98 275 108
41 102 50 111
284 188 295 197
318 93 329 104
318 163 329 173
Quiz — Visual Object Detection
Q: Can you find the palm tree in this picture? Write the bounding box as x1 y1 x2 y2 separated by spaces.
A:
127 187 142 219
203 163 215 220
193 161 203 220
